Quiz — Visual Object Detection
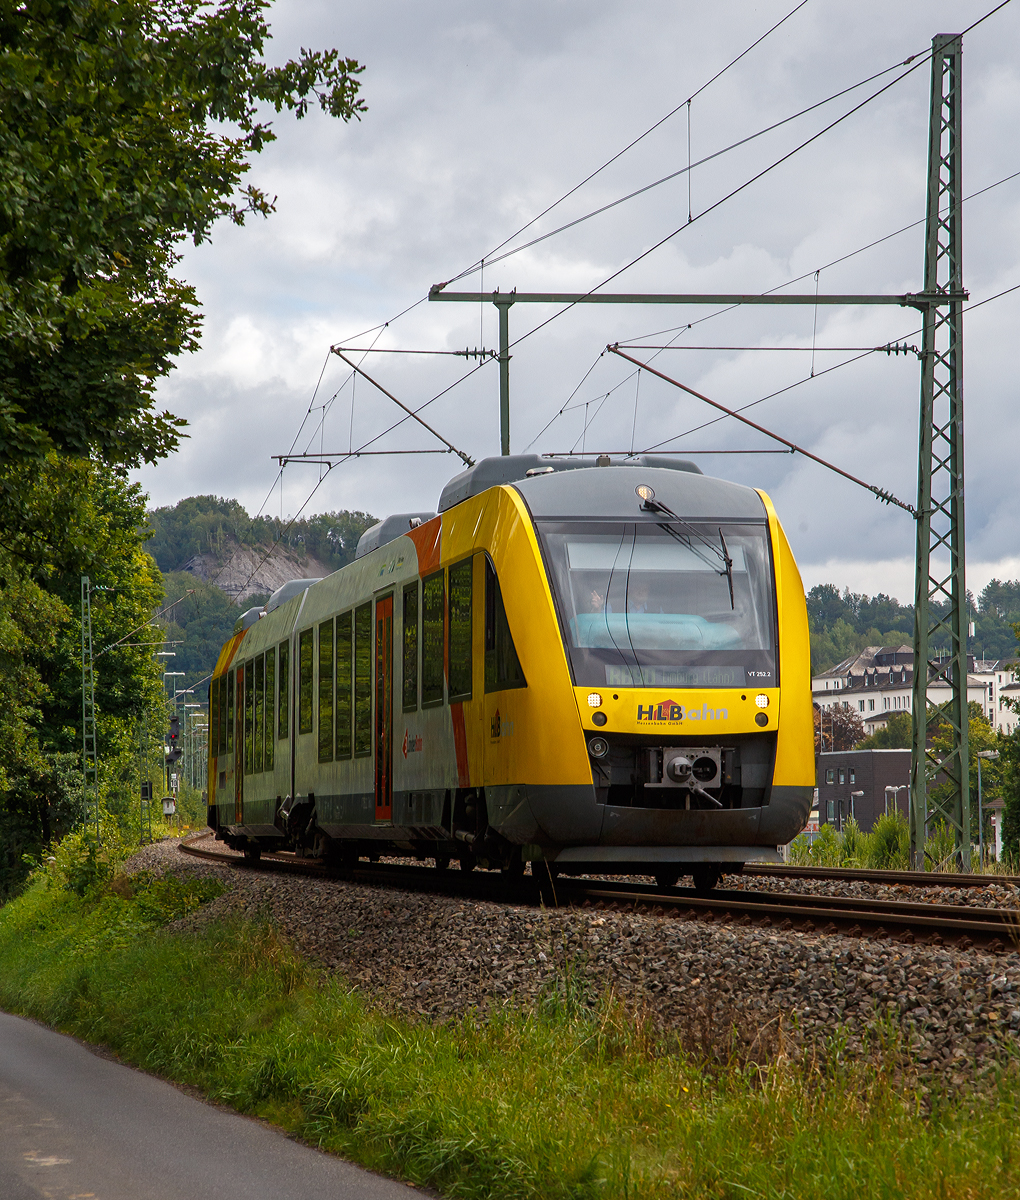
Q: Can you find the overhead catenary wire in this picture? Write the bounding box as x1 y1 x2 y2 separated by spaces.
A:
439 0 817 287
637 280 1020 456
434 54 922 286
529 161 1020 448
607 345 916 514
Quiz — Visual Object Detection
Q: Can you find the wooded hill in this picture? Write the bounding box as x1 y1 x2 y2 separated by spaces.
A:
147 497 376 699
807 581 1020 674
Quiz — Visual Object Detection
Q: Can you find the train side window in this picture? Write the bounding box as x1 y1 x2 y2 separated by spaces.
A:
336 611 353 758
421 570 444 707
227 670 235 753
243 661 254 774
484 558 526 693
218 675 227 755
265 647 276 771
298 629 314 735
402 582 419 712
448 559 473 701
277 640 289 740
318 618 335 763
254 653 265 773
354 603 372 755
210 681 219 759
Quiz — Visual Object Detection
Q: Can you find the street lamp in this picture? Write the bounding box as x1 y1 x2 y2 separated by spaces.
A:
884 784 908 818
976 750 1000 867
850 790 864 827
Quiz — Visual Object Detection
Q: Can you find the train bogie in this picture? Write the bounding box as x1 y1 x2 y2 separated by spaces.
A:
206 457 814 887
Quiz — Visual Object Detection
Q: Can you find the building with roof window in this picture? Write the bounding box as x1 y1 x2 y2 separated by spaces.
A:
813 645 1017 735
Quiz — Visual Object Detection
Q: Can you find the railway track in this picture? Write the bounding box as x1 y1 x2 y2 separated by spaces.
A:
179 833 1020 954
746 862 1020 889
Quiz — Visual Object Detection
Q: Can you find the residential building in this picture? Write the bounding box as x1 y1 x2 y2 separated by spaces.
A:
813 645 1017 735
816 748 911 832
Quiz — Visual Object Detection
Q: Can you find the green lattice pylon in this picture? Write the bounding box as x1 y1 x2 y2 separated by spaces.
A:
910 34 969 871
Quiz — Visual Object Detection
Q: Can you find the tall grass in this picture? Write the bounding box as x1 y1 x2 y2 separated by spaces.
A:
3 872 1020 1197
787 811 1001 873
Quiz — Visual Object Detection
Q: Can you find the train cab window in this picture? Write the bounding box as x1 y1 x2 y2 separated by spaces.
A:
485 558 526 693
277 640 289 740
354 603 372 755
537 519 776 688
254 653 265 772
298 629 314 735
448 559 473 702
265 647 276 771
318 619 335 763
227 670 235 753
243 661 254 774
402 583 419 712
336 611 353 758
421 571 445 707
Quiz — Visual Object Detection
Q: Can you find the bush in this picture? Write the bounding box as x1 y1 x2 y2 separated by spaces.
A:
866 812 910 870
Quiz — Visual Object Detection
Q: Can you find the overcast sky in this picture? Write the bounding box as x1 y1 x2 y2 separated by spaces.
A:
133 0 1020 608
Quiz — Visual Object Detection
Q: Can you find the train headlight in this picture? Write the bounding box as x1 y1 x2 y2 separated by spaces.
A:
587 692 603 708
635 484 655 503
755 694 769 708
588 737 609 759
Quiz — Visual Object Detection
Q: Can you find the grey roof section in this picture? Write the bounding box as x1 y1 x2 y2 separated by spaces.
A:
512 463 767 521
233 606 264 635
264 577 322 615
355 512 436 559
437 454 702 513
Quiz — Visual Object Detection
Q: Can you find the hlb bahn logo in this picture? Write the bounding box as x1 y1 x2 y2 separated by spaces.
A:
637 697 729 723
402 730 423 758
490 710 515 739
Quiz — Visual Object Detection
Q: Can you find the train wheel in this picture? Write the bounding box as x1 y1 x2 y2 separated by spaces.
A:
654 869 680 890
434 856 451 871
243 843 262 865
458 851 476 872
691 863 722 893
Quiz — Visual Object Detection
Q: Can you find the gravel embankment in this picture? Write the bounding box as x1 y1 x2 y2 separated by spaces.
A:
125 839 1020 1082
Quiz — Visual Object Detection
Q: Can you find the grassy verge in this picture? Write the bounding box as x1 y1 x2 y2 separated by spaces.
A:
2 872 1020 1199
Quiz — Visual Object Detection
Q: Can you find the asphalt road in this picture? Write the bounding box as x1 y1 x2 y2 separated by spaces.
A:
0 1011 417 1200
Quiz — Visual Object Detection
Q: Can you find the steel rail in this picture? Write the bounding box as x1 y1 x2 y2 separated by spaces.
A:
178 836 1017 953
744 863 1020 888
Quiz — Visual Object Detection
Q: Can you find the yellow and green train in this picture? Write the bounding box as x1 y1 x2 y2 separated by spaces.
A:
207 455 814 890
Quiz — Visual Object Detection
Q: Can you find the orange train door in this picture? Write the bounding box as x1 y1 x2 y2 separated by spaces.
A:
375 595 393 821
234 662 244 824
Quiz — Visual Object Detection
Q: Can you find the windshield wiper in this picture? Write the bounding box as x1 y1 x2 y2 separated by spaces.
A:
639 493 735 610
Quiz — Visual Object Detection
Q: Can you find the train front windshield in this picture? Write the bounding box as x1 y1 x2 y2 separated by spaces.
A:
539 520 777 688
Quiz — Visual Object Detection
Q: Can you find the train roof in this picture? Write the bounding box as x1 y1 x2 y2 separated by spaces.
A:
441 455 766 522
437 453 701 512
512 462 766 521
350 456 766 565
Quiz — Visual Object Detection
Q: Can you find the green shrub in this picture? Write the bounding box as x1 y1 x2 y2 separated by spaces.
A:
867 811 910 869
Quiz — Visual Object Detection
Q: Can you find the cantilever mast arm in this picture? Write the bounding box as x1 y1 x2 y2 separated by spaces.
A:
331 350 475 467
608 345 915 516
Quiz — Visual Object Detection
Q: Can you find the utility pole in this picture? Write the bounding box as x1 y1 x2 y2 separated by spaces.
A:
910 34 968 871
80 576 100 841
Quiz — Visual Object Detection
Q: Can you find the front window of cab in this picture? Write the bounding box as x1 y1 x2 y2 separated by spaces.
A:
538 520 777 688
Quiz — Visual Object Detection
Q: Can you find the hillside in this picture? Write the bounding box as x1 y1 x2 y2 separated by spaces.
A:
146 497 376 698
146 496 376 604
